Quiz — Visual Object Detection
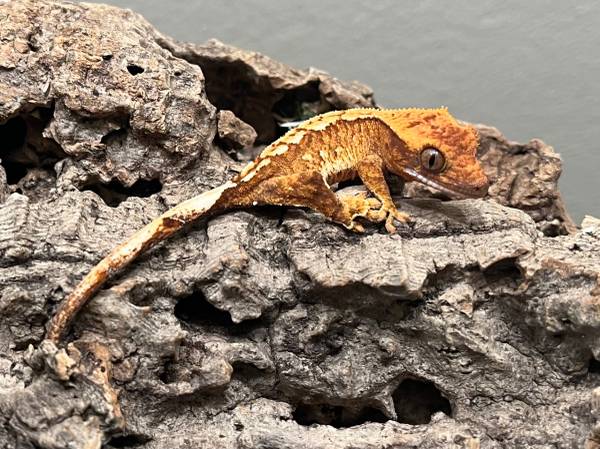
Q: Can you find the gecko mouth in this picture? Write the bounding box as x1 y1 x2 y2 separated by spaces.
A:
402 168 488 199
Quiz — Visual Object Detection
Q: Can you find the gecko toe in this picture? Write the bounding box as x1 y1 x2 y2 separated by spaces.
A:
385 215 397 234
393 210 411 224
349 221 365 233
382 207 410 233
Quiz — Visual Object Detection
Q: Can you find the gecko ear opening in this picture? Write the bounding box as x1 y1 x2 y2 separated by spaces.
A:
420 147 446 173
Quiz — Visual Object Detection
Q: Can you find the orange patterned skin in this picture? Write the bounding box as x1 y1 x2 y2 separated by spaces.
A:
47 108 489 342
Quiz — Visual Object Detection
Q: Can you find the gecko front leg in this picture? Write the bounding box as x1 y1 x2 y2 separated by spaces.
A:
355 154 410 233
248 170 369 232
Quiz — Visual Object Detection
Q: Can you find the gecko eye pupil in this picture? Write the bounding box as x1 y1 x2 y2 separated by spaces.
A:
420 147 445 173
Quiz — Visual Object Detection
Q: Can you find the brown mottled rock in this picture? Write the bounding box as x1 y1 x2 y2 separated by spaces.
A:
477 124 576 236
159 37 376 143
216 109 257 157
0 1 598 449
0 0 217 192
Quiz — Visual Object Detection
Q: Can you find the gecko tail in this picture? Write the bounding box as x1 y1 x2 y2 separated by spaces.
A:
46 181 237 342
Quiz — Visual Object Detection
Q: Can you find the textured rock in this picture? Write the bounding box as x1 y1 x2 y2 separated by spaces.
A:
0 1 598 449
0 0 216 197
159 37 376 144
216 109 257 160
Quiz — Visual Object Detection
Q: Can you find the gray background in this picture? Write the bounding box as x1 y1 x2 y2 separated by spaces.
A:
82 0 600 222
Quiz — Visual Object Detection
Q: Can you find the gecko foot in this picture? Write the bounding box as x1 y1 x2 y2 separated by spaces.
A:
384 207 411 234
337 193 381 233
339 193 382 221
337 192 409 234
362 201 410 233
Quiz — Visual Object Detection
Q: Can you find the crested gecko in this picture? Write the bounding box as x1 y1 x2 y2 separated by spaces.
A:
47 107 489 342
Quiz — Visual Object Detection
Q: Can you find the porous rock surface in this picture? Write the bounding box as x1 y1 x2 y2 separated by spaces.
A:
0 1 598 449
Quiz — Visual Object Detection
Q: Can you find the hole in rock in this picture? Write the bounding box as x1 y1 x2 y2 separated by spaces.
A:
2 159 28 185
0 107 65 187
482 257 522 282
175 291 234 327
392 378 452 424
174 291 264 334
272 83 320 119
0 116 28 184
127 64 144 75
292 402 387 428
203 68 252 115
107 433 149 448
230 361 265 381
0 116 27 152
158 357 177 384
197 60 323 144
589 357 600 374
100 127 127 145
81 178 162 207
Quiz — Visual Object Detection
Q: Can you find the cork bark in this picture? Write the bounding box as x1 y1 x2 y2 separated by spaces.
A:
0 1 598 449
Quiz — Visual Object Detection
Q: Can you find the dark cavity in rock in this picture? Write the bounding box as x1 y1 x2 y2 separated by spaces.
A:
392 378 452 425
292 402 388 428
175 290 235 327
100 127 128 145
0 105 66 189
106 433 150 448
126 64 144 75
174 290 265 335
271 82 321 122
80 177 162 207
0 116 28 184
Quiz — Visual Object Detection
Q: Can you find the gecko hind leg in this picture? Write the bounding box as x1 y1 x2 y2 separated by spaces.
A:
248 171 367 232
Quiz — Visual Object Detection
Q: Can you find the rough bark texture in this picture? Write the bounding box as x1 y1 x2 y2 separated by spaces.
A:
0 1 598 449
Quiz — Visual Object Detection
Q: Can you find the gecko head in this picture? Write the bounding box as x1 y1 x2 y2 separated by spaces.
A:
384 108 489 198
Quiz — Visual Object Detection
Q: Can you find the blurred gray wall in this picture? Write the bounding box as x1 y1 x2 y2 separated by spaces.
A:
81 0 600 221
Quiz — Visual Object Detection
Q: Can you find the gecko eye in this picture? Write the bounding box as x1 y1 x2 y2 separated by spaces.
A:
420 147 446 173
